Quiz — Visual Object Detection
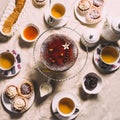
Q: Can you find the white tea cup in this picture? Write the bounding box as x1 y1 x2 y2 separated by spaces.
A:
20 23 40 43
47 3 66 26
0 51 15 71
56 96 79 117
100 46 120 65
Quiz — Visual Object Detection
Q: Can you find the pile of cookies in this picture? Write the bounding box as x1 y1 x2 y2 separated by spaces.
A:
2 0 26 34
77 0 104 24
4 80 34 112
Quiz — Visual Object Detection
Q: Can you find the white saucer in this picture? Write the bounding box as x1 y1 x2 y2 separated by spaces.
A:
1 80 35 113
74 0 107 25
0 50 21 77
93 43 120 72
44 10 69 28
52 91 81 120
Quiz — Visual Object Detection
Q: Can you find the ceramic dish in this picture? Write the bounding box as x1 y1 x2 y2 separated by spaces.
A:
93 43 120 72
33 27 88 81
1 80 35 113
51 91 81 120
44 9 69 28
20 23 40 43
74 0 106 25
82 72 102 94
0 0 27 37
0 50 22 77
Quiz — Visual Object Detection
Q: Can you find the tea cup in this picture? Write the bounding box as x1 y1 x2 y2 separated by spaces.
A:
56 96 79 118
0 51 15 71
47 3 66 26
20 23 40 43
100 46 120 65
82 72 102 94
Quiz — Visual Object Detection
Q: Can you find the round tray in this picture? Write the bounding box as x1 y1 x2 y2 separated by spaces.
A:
33 27 88 81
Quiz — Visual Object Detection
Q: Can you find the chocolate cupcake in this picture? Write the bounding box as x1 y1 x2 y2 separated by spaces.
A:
18 81 33 99
5 85 18 99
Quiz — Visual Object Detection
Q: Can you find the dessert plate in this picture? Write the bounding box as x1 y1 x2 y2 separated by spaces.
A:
51 91 81 120
33 27 88 81
1 80 35 113
0 0 27 37
0 50 22 77
93 43 120 72
44 9 69 28
74 0 107 25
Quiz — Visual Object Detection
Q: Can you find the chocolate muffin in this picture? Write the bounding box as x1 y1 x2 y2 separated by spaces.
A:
40 34 78 72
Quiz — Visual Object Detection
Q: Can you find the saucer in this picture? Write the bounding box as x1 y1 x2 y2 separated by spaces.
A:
51 91 80 120
93 44 120 72
74 0 107 25
1 80 35 113
0 50 21 77
44 10 69 28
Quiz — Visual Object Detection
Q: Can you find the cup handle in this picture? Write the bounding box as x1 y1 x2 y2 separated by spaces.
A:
48 16 55 24
0 69 3 74
73 107 79 115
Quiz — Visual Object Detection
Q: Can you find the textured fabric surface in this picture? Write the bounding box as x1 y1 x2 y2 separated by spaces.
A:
0 0 120 120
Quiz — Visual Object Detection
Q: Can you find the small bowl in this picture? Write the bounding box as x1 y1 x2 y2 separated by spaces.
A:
20 23 40 43
81 72 102 94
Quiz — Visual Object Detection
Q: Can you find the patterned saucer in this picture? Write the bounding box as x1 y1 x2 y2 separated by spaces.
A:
0 50 21 77
93 43 120 73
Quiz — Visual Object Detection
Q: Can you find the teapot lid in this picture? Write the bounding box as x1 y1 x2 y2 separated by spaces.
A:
83 29 100 43
111 17 120 34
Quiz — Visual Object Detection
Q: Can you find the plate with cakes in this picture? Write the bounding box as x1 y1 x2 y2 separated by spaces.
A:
33 27 88 81
1 79 35 113
0 0 27 37
74 0 107 25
